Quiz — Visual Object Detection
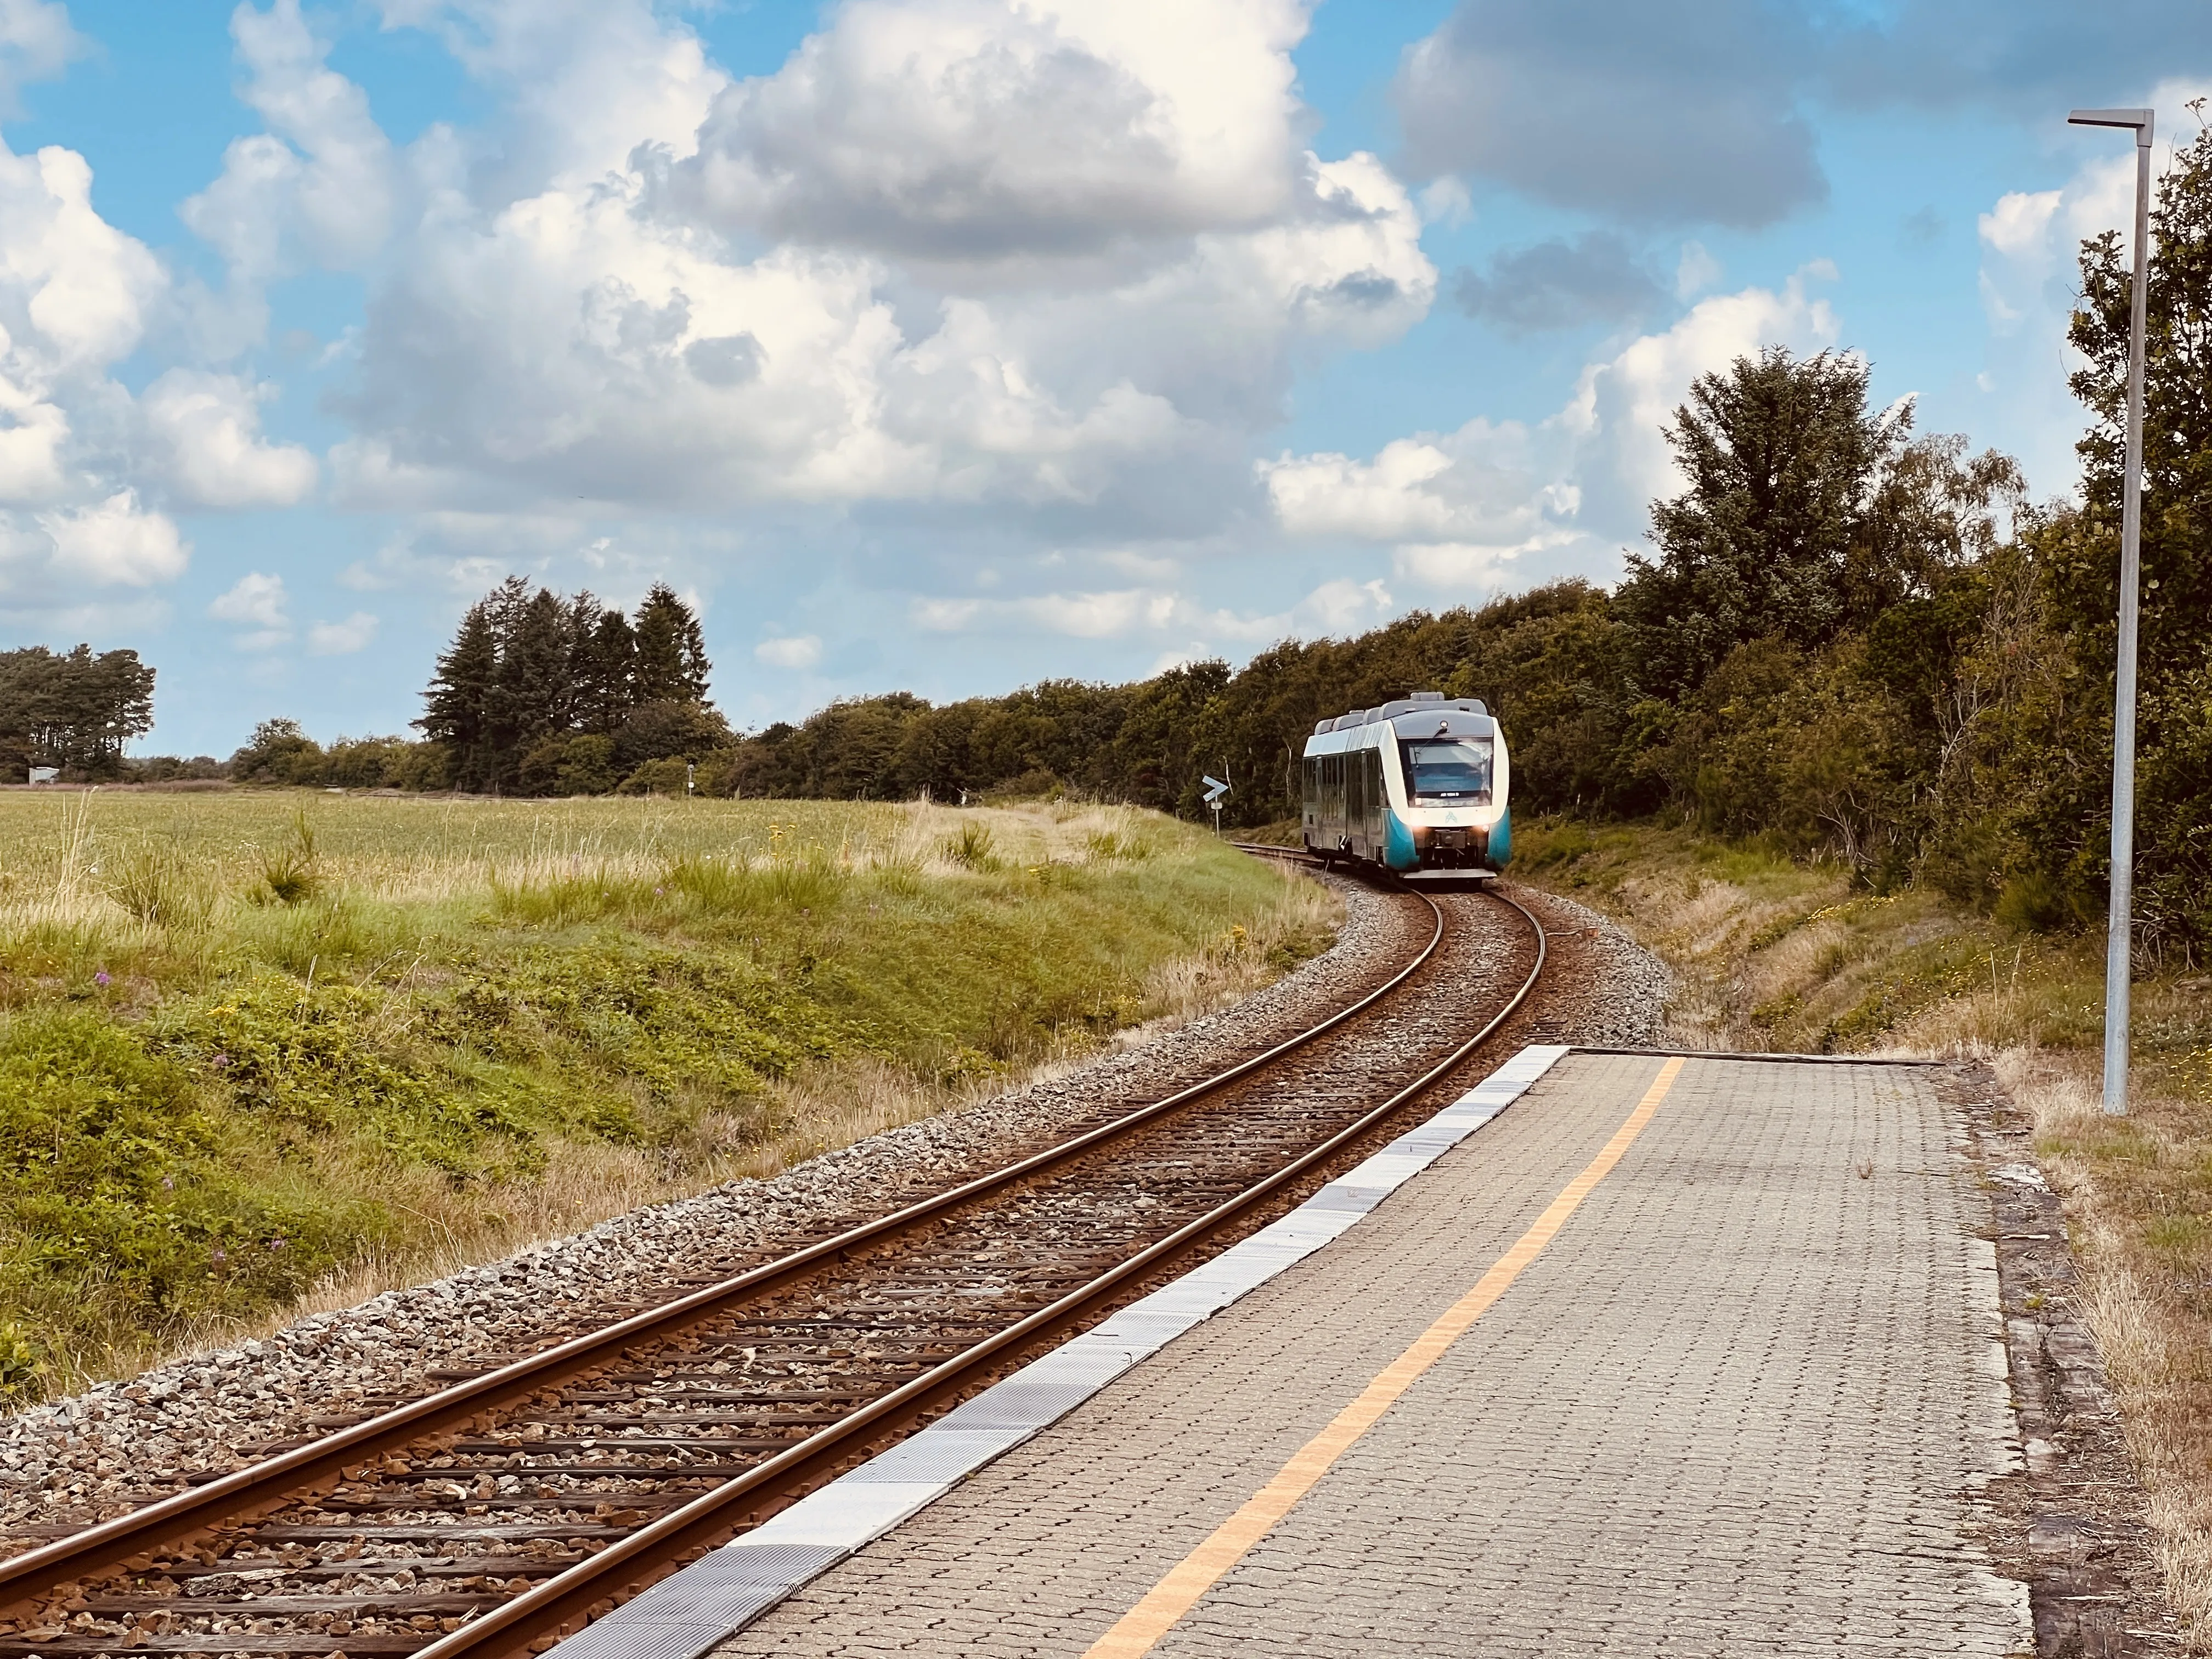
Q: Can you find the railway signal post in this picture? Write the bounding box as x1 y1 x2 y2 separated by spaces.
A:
2069 105 2154 1116
1203 772 1229 834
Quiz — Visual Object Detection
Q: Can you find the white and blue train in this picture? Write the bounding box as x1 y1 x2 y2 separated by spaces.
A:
1300 692 1509 880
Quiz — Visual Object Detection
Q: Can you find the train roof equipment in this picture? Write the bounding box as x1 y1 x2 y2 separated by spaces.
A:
1310 692 1493 742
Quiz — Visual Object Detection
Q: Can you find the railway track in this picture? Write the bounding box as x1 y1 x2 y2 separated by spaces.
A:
0 871 1548 1658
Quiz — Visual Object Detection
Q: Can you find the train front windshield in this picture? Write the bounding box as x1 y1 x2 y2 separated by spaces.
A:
1402 738 1493 804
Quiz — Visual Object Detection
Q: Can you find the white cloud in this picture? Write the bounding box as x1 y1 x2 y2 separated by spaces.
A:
180 0 398 353
0 366 66 501
1562 267 1838 526
141 370 319 506
0 142 163 376
683 0 1305 261
287 0 1429 531
1262 426 1542 543
209 570 290 630
308 611 378 654
754 634 821 669
1978 188 2062 261
1674 240 1720 300
1262 268 1843 589
1417 175 1471 229
36 491 188 586
908 572 1395 645
0 0 81 117
379 0 727 183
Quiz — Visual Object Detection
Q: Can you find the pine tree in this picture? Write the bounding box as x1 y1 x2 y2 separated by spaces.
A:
491 588 577 781
419 601 500 789
0 644 154 777
633 583 712 704
582 607 637 733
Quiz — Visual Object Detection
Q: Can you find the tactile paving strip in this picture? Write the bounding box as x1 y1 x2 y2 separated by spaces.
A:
543 1045 1573 1659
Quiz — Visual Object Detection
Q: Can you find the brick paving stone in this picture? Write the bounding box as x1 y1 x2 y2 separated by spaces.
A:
712 1054 2032 1658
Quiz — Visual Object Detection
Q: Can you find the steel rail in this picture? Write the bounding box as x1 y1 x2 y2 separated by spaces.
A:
0 882 1451 1614
411 884 1547 1657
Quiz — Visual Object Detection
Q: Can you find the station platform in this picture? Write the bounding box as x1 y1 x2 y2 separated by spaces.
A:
563 1047 2033 1658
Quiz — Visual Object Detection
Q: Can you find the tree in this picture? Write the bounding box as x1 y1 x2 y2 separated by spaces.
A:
632 584 711 704
419 577 721 794
1618 348 1904 702
419 601 500 789
2010 111 2212 945
491 586 578 770
230 719 326 786
0 645 155 779
578 607 636 734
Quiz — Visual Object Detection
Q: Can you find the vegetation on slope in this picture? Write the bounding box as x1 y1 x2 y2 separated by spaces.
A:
0 792 1333 1398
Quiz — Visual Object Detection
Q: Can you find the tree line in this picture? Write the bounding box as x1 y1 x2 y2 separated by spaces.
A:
0 645 156 780
670 122 2212 951
230 579 729 795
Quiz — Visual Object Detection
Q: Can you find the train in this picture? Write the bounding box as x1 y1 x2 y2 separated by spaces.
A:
1300 692 1509 879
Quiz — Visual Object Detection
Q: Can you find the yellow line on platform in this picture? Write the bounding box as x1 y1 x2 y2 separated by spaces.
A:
1080 1055 1688 1659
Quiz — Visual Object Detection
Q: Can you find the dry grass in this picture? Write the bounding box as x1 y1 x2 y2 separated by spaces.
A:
1982 1046 2212 1645
0 791 1177 942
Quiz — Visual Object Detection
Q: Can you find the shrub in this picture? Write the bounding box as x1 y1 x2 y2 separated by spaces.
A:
324 735 419 790
520 733 619 797
230 718 327 786
943 820 998 870
256 809 320 905
106 836 212 930
618 756 692 796
0 1009 363 1385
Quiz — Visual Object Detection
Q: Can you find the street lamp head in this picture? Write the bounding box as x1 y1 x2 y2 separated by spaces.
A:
2070 107 2155 145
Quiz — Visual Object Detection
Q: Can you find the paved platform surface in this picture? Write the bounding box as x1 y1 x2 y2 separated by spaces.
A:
708 1052 2029 1658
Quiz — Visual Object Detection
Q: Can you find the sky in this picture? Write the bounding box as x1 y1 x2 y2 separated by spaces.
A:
1 0 2208 756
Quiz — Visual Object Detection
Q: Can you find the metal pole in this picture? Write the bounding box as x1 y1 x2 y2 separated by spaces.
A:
2103 125 2153 1115
2070 107 2154 1115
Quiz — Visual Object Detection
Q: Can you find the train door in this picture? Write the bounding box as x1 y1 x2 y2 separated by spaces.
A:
1349 744 1368 855
1353 752 1371 858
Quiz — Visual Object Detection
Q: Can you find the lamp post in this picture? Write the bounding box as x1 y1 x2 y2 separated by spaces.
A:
2068 106 2154 1116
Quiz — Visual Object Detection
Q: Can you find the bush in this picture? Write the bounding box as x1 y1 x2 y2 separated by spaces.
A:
230 718 328 786
324 736 417 790
0 1009 360 1381
691 747 744 798
943 821 998 870
520 733 619 797
616 699 732 771
127 755 226 784
106 836 213 930
618 757 692 796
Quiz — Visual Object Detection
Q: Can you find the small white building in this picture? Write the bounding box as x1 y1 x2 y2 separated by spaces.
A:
26 766 58 786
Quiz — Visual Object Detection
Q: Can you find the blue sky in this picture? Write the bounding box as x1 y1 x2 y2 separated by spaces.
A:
0 0 2204 757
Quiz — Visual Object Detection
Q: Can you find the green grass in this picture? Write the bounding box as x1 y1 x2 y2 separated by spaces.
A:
0 792 1334 1395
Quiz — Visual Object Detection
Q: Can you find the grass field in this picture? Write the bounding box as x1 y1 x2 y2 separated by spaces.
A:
0 789 1335 1398
1513 816 2212 1645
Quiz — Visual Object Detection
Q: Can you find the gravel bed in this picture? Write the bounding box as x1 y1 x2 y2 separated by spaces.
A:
1528 887 1672 1048
0 874 1409 1532
0 875 1671 1535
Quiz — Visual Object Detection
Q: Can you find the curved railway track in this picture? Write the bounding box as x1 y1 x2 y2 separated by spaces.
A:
0 870 1548 1658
